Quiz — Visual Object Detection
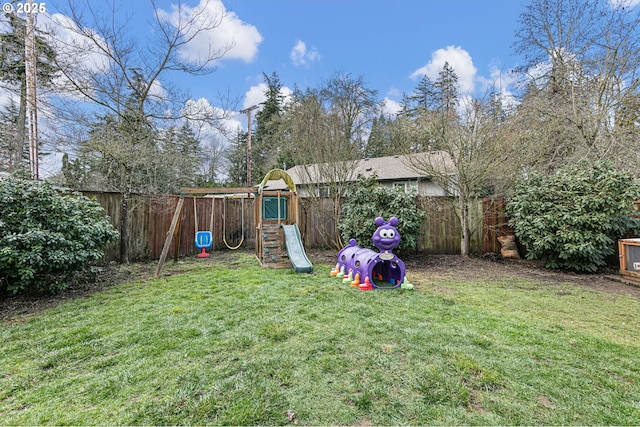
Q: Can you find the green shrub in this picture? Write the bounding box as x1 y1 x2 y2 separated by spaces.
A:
338 174 424 251
0 175 119 294
506 161 640 272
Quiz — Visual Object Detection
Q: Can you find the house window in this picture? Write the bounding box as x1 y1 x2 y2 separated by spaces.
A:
315 186 331 197
393 180 418 194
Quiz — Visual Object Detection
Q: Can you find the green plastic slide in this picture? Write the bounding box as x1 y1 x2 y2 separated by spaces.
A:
281 224 313 273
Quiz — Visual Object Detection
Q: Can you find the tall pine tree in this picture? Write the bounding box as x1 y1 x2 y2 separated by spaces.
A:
225 129 248 186
254 72 287 178
0 13 58 173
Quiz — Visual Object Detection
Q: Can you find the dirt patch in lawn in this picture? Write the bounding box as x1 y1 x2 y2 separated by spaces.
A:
310 249 640 301
2 249 639 324
412 252 640 299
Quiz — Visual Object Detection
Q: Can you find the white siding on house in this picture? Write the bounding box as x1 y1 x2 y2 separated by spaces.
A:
381 179 446 196
418 180 447 196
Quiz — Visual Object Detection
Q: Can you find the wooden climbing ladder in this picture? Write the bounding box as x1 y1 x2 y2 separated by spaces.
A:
254 169 300 268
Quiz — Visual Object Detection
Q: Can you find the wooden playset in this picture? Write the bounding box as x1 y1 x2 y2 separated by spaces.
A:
154 169 312 278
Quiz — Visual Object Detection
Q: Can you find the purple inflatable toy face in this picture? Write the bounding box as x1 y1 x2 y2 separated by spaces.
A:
371 217 401 251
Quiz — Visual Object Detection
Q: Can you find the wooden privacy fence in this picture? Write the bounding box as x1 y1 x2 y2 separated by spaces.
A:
83 192 255 262
299 198 340 249
297 197 513 254
81 191 152 262
86 192 513 262
482 197 514 253
417 197 482 254
149 195 256 258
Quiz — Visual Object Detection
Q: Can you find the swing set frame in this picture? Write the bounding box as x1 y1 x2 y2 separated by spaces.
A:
154 187 254 279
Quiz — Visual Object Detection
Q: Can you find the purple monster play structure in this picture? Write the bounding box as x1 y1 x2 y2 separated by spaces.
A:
330 217 414 291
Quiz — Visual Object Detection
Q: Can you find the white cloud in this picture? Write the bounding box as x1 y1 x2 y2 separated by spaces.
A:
44 13 111 74
183 98 220 121
243 83 268 110
381 97 402 117
609 0 640 7
290 40 321 67
182 97 241 144
242 83 293 111
149 79 168 102
39 13 113 102
156 0 262 65
410 46 478 94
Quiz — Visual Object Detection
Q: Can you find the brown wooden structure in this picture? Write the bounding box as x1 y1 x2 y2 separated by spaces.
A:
154 188 255 279
254 170 300 268
618 238 640 284
86 192 575 264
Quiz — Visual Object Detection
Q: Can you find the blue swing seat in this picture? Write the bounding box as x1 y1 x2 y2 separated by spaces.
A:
195 231 213 249
195 231 213 258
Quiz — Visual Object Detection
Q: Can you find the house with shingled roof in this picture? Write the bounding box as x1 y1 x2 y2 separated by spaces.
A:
263 152 457 197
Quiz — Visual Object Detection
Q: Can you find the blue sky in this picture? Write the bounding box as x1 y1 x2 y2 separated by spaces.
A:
3 0 640 177
40 0 528 115
2 0 532 176
220 0 527 106
167 0 527 113
0 0 527 175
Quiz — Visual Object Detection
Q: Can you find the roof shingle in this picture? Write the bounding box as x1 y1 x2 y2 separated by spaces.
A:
285 151 455 185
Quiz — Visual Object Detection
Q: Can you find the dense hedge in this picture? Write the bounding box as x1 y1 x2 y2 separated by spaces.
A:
338 175 424 252
506 161 640 272
0 175 119 294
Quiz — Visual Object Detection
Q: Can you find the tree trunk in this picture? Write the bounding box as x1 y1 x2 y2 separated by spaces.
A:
120 190 130 263
333 194 344 249
459 195 471 257
16 75 27 167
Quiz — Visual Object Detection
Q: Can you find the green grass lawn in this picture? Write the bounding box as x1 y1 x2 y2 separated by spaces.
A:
1 252 639 425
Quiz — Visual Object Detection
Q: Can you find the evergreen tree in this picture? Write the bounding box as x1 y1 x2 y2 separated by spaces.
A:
225 129 248 186
407 75 437 117
429 62 460 150
0 100 23 172
364 116 386 158
159 121 202 192
0 13 58 172
435 62 459 116
199 133 226 186
397 93 413 118
254 72 286 178
364 114 407 158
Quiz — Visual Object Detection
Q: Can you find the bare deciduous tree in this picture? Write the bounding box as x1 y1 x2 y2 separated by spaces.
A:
405 94 522 257
281 89 358 248
49 0 234 120
47 0 239 261
512 0 640 173
278 74 380 248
